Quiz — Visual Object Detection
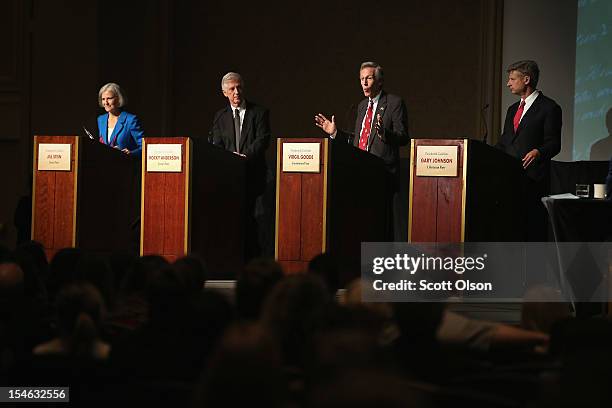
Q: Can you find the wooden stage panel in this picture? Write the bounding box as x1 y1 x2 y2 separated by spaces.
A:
33 170 55 247
162 170 186 256
435 179 455 241
276 138 329 271
410 139 464 243
411 175 438 242
32 136 77 256
53 169 75 249
142 171 167 256
141 137 189 259
435 141 464 242
300 171 325 262
277 172 302 260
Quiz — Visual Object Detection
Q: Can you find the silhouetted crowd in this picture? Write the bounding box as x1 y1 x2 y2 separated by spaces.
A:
2 242 612 407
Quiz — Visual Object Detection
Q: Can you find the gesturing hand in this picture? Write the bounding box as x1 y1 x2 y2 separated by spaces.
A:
314 113 337 136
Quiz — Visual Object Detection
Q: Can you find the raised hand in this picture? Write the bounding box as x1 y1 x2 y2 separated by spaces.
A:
314 113 337 136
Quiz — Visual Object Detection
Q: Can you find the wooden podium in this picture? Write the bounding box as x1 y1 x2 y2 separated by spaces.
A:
408 139 526 242
275 138 389 285
140 137 246 277
32 136 140 259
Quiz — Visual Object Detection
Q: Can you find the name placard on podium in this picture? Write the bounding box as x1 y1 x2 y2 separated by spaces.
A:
37 143 71 171
415 145 458 177
282 142 321 173
146 144 183 172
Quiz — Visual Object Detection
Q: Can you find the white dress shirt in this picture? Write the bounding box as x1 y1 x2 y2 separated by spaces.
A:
231 101 247 131
518 90 540 122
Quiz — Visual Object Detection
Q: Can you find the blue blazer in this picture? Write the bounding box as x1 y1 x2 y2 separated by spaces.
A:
97 111 144 156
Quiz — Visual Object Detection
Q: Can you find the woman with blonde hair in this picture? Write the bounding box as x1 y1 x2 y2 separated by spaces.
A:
97 82 144 156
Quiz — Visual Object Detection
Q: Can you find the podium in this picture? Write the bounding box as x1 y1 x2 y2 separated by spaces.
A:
408 139 526 242
32 136 140 259
275 138 389 285
140 137 246 277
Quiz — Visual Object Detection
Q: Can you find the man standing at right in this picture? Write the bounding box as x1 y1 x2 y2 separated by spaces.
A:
496 60 562 240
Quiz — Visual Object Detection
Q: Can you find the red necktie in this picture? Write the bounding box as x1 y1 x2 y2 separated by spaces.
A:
513 99 525 132
358 100 374 151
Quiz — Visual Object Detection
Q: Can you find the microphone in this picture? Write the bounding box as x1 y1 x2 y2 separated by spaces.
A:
480 103 490 144
344 102 358 145
82 126 96 140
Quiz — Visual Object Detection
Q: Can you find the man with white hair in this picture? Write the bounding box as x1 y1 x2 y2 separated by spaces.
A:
210 72 271 159
209 72 272 257
314 61 409 176
314 62 410 239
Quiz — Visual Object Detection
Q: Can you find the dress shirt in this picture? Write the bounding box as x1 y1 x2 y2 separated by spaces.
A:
518 90 540 123
331 91 382 139
231 101 247 131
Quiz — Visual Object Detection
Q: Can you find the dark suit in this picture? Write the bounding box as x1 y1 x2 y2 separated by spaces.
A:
210 101 270 193
210 102 270 159
496 92 561 186
336 91 409 239
496 92 562 240
209 101 272 257
337 91 410 176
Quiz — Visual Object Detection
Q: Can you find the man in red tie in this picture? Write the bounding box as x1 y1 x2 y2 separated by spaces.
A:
314 61 409 177
496 60 562 240
314 62 409 240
